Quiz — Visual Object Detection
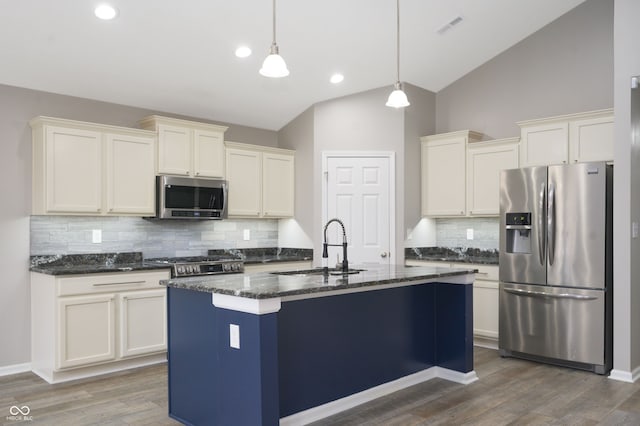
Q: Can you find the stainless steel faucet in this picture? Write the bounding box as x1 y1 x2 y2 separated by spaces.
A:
322 218 348 273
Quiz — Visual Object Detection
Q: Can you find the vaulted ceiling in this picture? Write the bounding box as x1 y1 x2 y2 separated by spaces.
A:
0 0 586 130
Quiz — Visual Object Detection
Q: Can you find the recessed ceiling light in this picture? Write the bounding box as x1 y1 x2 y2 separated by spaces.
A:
235 46 252 58
95 4 118 20
330 73 344 84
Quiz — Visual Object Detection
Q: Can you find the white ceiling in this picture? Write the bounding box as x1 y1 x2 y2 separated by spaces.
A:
0 0 587 131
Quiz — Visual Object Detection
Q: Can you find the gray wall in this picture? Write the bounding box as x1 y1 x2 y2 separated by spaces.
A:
0 84 277 369
435 0 613 138
613 0 640 378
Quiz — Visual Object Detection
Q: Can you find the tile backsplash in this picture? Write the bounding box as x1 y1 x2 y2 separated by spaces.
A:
30 216 279 258
435 217 499 250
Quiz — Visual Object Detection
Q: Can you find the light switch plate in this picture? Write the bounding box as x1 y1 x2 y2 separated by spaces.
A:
633 222 639 239
229 324 240 349
92 229 102 244
466 228 474 240
243 229 250 240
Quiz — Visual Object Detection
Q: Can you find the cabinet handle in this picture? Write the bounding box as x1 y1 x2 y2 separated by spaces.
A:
93 280 146 287
195 172 200 176
475 272 489 276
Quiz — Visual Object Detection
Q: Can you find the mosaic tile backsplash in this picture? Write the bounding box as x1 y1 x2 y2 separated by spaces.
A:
30 216 279 258
435 217 499 250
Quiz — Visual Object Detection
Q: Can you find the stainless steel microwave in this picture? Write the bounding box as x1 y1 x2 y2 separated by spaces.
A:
155 175 228 219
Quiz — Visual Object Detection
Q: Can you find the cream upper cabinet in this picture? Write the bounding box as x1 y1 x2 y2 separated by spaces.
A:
226 146 262 217
467 138 519 216
262 151 295 217
518 109 613 167
421 130 483 217
105 132 156 215
225 142 295 218
30 116 156 216
139 115 227 178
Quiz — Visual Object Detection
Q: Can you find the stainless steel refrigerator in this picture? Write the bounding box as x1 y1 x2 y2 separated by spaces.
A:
498 161 613 374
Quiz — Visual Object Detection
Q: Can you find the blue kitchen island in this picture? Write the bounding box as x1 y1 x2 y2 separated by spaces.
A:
163 264 477 426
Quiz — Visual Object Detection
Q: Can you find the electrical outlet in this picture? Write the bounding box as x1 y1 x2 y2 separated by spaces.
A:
633 222 639 239
466 228 474 240
229 324 240 349
243 229 250 240
92 229 102 243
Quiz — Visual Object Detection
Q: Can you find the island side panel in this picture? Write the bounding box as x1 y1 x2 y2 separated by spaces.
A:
167 287 280 426
278 283 437 417
435 283 474 372
167 287 219 425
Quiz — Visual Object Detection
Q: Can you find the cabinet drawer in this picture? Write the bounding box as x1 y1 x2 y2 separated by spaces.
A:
57 271 169 296
405 260 451 268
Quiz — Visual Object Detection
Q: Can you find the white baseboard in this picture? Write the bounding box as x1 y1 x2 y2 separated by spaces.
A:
0 362 32 377
609 366 640 383
280 366 478 426
474 336 498 350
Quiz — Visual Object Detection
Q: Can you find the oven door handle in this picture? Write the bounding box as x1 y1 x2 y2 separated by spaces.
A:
504 288 598 300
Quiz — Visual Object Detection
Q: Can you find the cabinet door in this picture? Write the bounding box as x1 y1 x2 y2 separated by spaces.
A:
105 133 156 215
57 294 116 369
226 148 262 217
157 124 191 176
45 126 102 213
262 152 294 217
422 138 466 216
569 114 614 163
193 129 225 178
119 289 167 358
519 122 569 167
473 279 499 341
467 140 519 216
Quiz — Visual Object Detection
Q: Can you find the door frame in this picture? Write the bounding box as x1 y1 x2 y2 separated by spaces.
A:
321 151 396 264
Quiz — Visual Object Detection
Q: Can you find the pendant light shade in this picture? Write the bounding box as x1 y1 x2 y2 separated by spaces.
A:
260 0 289 78
260 43 289 78
386 0 409 108
386 82 410 108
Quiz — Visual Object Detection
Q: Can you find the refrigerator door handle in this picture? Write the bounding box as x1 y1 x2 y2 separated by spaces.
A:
503 287 598 300
538 182 546 266
547 182 556 266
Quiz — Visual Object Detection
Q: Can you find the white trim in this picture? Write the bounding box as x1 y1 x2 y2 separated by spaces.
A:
280 366 478 426
212 293 282 314
322 151 396 267
609 367 640 383
0 362 31 377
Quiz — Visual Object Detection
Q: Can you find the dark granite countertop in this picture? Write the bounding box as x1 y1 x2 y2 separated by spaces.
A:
405 247 499 265
30 252 171 276
208 248 312 264
162 264 476 299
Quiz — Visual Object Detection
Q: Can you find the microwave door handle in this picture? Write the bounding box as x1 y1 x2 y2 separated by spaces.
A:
538 182 546 266
547 182 556 266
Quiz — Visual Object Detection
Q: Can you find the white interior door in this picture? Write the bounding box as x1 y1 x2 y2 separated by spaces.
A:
325 155 392 265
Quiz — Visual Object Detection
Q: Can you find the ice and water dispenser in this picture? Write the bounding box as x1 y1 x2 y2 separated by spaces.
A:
505 212 532 254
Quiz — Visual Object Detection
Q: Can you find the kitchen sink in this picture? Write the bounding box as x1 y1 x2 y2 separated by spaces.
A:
271 267 365 276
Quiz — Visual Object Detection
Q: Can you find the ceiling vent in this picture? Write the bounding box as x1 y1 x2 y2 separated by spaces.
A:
436 15 463 35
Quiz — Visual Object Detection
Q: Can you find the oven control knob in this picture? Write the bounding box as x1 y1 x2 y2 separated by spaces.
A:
177 265 185 274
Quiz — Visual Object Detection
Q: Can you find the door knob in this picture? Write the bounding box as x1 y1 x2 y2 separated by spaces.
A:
381 252 388 258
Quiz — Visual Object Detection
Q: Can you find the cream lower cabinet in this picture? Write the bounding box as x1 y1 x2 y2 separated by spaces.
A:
31 270 170 383
518 109 614 167
30 116 156 216
139 115 228 178
421 130 483 217
467 138 519 216
225 142 295 218
405 259 499 347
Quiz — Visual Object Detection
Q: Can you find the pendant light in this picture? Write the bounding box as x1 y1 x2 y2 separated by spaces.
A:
386 0 410 108
259 0 290 78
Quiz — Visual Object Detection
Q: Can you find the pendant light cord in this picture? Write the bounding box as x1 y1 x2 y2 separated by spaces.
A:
396 0 400 82
272 0 277 44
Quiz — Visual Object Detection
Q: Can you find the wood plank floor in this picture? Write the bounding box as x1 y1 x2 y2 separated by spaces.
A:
2 348 640 425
